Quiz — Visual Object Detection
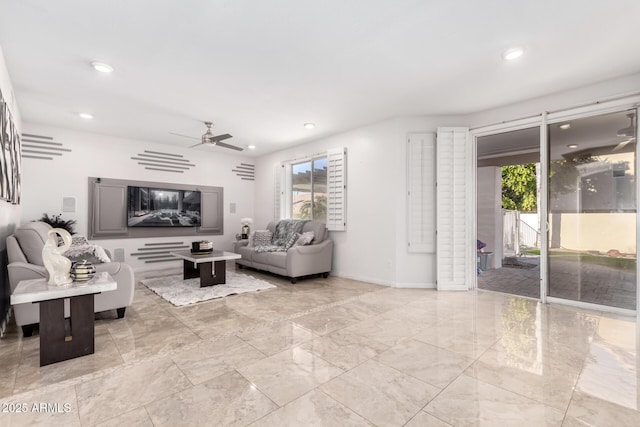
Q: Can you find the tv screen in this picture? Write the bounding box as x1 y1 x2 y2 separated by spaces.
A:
127 186 201 227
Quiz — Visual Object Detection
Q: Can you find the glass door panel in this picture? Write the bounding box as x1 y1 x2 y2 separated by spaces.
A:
547 110 637 310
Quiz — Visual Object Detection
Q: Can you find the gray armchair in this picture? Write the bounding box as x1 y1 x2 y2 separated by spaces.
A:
6 221 135 337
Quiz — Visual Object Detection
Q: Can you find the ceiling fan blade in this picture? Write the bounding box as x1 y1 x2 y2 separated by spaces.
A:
188 141 205 148
215 141 244 151
169 132 200 141
209 133 232 143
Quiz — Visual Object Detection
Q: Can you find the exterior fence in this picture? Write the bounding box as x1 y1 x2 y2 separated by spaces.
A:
503 210 540 256
503 210 520 256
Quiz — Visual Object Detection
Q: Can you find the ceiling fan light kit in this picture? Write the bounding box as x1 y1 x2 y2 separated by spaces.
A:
172 121 242 151
616 113 636 138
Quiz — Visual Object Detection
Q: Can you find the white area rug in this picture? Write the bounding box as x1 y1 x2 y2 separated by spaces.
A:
140 271 276 306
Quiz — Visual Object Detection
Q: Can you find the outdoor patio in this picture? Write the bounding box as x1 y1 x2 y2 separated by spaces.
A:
478 255 637 311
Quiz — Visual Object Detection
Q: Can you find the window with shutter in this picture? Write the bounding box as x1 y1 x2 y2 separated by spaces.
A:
407 133 435 252
279 148 345 229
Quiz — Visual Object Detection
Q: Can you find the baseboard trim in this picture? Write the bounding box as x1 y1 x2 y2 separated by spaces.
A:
393 282 436 289
332 272 436 289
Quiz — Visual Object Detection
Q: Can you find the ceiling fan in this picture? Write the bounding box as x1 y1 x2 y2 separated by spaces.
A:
613 113 636 152
170 121 243 151
617 113 636 138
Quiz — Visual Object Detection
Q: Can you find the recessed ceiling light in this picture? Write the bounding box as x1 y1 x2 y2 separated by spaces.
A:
91 61 114 73
567 144 578 149
304 123 316 129
248 145 256 150
502 47 524 61
560 123 571 130
79 113 93 120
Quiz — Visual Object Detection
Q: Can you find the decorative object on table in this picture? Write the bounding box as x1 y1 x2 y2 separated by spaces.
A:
140 271 276 306
241 217 253 239
235 233 242 241
191 240 213 254
39 213 77 235
63 235 111 264
42 228 73 285
70 260 96 282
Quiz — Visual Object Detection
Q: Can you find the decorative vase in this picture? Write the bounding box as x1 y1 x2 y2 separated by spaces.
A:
70 260 96 282
42 228 73 286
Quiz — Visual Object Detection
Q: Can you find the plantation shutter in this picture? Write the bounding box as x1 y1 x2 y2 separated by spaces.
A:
274 163 284 221
327 147 346 231
436 127 473 291
407 133 436 253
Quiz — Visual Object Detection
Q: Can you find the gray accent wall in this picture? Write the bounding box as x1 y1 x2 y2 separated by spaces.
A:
88 177 223 240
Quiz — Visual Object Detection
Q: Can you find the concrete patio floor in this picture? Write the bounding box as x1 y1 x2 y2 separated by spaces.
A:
478 255 637 311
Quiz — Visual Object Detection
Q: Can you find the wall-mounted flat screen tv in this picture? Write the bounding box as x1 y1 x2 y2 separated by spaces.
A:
127 186 201 227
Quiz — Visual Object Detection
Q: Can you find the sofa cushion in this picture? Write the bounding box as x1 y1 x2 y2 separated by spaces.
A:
294 231 315 246
252 251 271 265
254 230 273 247
238 246 254 262
13 222 52 266
267 252 287 269
302 221 327 244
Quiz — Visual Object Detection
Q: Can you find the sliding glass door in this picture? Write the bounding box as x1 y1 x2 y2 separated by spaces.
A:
547 109 637 310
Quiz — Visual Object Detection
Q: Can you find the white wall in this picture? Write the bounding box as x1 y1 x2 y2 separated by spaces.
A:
20 123 254 271
254 115 467 287
392 116 468 287
469 72 640 127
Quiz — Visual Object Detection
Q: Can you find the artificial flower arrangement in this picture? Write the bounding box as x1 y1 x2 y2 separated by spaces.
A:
241 217 253 239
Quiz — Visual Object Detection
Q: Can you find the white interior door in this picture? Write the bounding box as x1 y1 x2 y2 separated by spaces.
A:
436 127 474 290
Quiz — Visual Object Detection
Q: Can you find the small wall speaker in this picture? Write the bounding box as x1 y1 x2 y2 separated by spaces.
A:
230 202 236 214
62 197 76 213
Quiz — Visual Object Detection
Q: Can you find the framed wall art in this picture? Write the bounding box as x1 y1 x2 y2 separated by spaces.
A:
0 89 21 204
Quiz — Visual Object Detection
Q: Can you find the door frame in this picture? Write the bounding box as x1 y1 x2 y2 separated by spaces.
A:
471 116 543 299
470 96 640 320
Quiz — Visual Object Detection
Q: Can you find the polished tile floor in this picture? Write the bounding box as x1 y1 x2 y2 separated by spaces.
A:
0 266 639 426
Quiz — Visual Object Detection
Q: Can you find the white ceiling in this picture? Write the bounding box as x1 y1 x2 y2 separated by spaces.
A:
1 0 639 156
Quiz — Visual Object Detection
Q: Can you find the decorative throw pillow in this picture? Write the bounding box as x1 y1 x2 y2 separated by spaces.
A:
253 230 273 247
293 231 314 247
284 232 301 250
247 232 256 247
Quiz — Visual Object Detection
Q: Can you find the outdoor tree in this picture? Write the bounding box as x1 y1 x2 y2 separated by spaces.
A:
299 195 327 220
501 163 537 211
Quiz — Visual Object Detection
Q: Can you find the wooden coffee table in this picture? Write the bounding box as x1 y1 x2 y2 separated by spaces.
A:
11 273 117 366
170 250 241 287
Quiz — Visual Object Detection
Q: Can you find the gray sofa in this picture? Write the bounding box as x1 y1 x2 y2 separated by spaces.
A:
6 221 135 337
233 221 333 283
